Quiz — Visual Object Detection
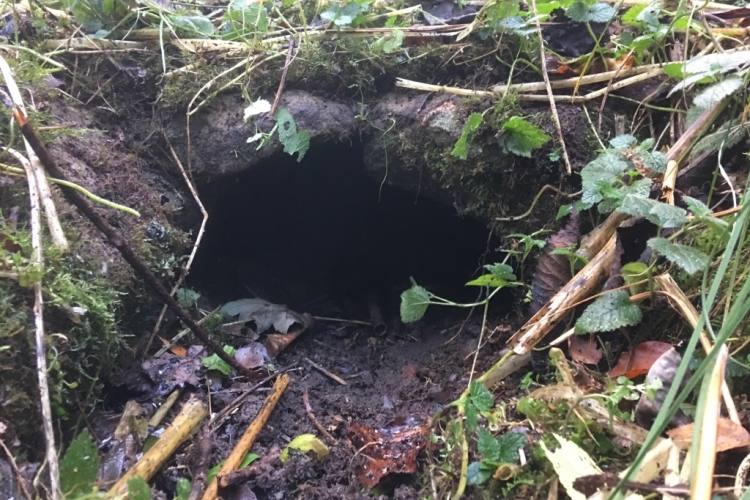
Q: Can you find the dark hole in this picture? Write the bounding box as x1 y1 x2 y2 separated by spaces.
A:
190 142 502 319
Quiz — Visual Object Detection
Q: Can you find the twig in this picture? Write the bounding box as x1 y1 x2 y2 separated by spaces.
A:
109 397 207 495
188 423 212 500
0 434 33 500
495 185 581 222
12 106 255 378
145 137 209 356
303 389 335 443
303 357 347 385
269 36 295 116
529 0 571 174
0 55 68 252
312 315 371 326
148 388 182 427
217 446 281 488
212 368 294 428
0 161 141 216
202 374 290 500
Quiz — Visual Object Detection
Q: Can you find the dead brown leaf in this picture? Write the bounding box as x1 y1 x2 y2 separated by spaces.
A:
667 418 750 452
569 335 602 365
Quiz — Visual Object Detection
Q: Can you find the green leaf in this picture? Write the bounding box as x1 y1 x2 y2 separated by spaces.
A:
584 3 616 22
618 195 688 228
176 287 200 309
682 195 712 216
280 434 330 463
486 263 516 281
207 461 224 485
622 261 650 294
274 108 310 162
476 429 526 463
565 1 589 21
469 380 494 412
222 0 268 38
609 134 637 149
663 62 684 79
240 452 260 469
465 403 479 432
621 4 646 25
321 1 364 26
60 430 100 498
575 290 642 334
451 113 483 160
400 283 430 323
580 151 632 204
127 478 152 500
499 116 550 157
467 461 493 485
176 478 191 500
171 15 215 37
648 238 710 275
202 345 237 376
371 29 404 53
466 274 509 287
693 76 743 109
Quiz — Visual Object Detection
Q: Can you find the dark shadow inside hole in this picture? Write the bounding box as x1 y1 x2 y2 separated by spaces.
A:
190 142 503 318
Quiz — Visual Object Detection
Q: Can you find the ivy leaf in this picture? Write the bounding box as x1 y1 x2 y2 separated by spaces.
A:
451 113 483 160
127 478 152 500
60 430 100 498
618 195 688 228
202 345 237 376
499 116 550 157
467 461 493 485
575 290 642 334
694 76 743 109
274 108 310 162
469 380 494 412
648 238 710 275
400 283 430 323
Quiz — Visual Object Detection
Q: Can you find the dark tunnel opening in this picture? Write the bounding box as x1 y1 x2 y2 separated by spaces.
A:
190 142 503 320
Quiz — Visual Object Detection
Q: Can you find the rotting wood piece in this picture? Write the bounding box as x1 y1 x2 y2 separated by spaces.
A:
11 107 254 378
109 397 207 496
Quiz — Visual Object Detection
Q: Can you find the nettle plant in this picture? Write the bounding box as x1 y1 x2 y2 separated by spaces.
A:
564 135 727 335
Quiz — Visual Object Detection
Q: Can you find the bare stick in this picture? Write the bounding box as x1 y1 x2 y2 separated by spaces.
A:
12 107 255 378
0 431 33 500
303 389 335 443
212 369 295 429
109 397 207 495
148 389 182 428
269 36 295 116
188 423 212 500
145 136 210 356
529 0 571 174
202 374 290 500
303 357 347 385
0 55 68 251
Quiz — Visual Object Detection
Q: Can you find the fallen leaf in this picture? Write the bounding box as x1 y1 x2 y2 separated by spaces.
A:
668 418 750 452
141 346 204 396
635 347 690 428
221 298 309 334
569 335 603 365
610 341 673 379
540 433 602 500
159 337 187 357
348 414 429 488
234 342 270 370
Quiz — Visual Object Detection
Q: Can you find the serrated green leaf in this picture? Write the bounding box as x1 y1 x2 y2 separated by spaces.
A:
682 195 712 216
400 284 430 323
176 478 191 500
499 116 550 157
171 15 215 37
684 50 750 77
467 461 493 485
486 263 516 281
477 428 500 459
694 76 743 109
451 113 483 160
477 429 526 463
466 274 509 287
565 1 589 21
575 290 642 334
584 3 616 21
648 238 710 275
280 434 329 463
469 380 494 411
618 195 688 228
321 1 363 26
609 134 637 149
465 403 479 432
274 108 310 162
127 478 152 500
60 430 100 498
